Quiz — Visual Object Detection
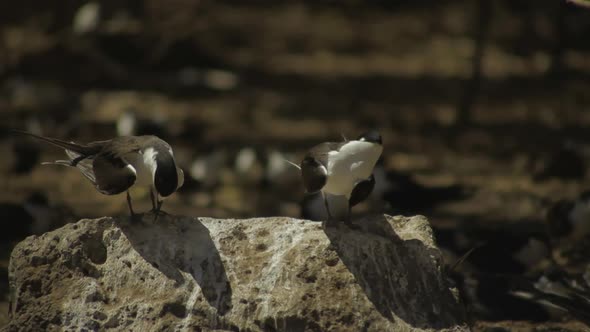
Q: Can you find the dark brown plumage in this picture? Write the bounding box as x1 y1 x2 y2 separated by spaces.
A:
12 130 184 218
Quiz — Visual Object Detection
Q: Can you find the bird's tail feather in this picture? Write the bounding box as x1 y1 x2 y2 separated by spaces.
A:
43 150 97 183
283 159 301 170
11 129 98 156
42 160 73 166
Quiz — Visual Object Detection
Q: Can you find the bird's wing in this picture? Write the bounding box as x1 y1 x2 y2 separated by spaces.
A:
300 142 344 194
307 142 344 166
349 174 375 207
41 150 97 184
301 156 327 194
47 148 136 195
14 131 138 195
67 150 97 183
92 153 137 195
104 136 144 158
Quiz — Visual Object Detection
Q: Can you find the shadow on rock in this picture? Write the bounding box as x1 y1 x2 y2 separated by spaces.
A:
324 214 465 329
117 214 232 315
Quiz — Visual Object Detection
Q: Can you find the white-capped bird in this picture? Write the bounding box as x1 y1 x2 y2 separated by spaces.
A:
13 130 184 218
298 131 383 226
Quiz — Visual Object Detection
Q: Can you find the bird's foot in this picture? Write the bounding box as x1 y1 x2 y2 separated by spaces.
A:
149 207 169 215
150 199 168 221
151 204 169 222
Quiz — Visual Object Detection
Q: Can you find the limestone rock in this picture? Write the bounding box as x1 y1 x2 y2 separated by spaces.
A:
4 214 468 332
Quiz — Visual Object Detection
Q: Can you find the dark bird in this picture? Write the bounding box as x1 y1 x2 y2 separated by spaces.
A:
296 131 383 226
12 130 184 217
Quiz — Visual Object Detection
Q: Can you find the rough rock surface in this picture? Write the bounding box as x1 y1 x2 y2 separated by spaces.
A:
4 214 468 332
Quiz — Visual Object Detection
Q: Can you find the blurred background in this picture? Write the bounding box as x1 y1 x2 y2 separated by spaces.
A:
2 0 590 330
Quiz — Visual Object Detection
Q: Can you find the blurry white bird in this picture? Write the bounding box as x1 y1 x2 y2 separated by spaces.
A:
298 130 383 226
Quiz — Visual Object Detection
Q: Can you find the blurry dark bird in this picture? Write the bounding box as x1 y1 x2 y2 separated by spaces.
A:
510 266 590 326
532 142 586 181
12 130 184 217
295 131 383 226
382 172 472 215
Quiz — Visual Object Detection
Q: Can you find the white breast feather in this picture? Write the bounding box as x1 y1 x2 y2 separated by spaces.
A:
323 141 382 198
126 147 158 188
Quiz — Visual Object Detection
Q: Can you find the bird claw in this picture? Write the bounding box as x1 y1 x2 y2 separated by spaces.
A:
149 199 168 221
150 209 169 216
151 204 168 222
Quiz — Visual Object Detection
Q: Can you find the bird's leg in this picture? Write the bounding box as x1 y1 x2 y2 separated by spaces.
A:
150 188 168 216
344 210 360 229
345 204 353 226
322 191 335 228
153 199 166 222
156 200 164 214
126 191 134 215
344 200 361 230
323 192 333 220
150 187 157 211
126 191 138 221
146 187 164 222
